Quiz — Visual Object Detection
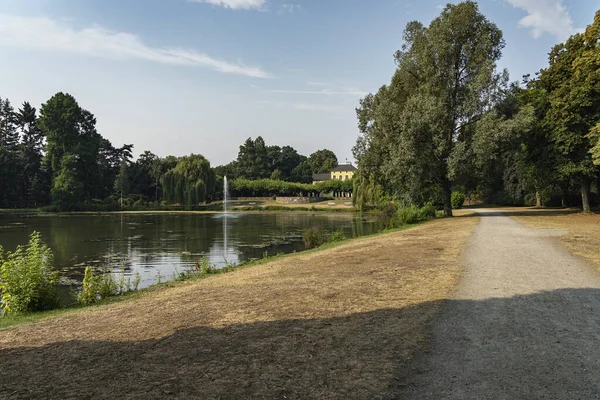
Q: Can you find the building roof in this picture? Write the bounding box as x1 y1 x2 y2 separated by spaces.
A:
332 164 357 172
312 173 331 182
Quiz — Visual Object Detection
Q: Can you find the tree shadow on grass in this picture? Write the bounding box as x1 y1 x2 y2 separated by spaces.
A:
3 289 600 399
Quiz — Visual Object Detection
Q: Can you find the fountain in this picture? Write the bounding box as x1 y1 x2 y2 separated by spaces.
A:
223 176 228 260
223 176 229 212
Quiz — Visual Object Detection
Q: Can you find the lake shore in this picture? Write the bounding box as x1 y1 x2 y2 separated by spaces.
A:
0 210 478 398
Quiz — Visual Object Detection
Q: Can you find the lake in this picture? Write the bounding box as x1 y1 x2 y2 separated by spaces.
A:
0 212 378 289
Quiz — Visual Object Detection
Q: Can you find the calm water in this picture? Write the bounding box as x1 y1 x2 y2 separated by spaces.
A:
0 212 377 289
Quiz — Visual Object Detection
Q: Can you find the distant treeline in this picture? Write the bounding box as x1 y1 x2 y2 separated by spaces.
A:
0 92 343 210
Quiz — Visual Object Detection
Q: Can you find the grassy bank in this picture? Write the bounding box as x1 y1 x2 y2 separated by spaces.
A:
0 211 478 399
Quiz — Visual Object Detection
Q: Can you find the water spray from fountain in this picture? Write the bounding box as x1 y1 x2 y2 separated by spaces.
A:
223 176 228 261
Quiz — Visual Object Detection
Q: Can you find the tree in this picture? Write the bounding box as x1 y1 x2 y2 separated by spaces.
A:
38 92 129 208
237 137 270 180
17 102 48 207
130 151 159 199
114 160 131 206
0 97 21 207
161 154 216 206
308 149 338 174
354 1 506 215
538 11 600 212
267 145 304 180
51 154 84 210
290 160 313 183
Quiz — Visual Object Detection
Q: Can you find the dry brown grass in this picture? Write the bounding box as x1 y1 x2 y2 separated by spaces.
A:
0 212 478 399
507 207 600 269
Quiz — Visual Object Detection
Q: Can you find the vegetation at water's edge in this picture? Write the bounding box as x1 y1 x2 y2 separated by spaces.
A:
0 232 59 315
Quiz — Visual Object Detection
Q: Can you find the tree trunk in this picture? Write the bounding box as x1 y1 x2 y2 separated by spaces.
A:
535 189 542 208
442 177 453 217
581 180 591 213
561 194 567 208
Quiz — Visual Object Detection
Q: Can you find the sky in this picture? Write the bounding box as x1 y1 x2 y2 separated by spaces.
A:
0 0 597 166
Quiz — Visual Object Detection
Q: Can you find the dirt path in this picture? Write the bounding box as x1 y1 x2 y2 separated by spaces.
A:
399 209 600 399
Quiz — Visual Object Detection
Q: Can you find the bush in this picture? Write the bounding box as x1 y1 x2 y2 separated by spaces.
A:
303 227 326 249
451 192 466 210
195 256 215 274
376 202 401 229
327 230 346 243
78 266 100 305
397 205 420 225
0 232 59 315
418 202 436 220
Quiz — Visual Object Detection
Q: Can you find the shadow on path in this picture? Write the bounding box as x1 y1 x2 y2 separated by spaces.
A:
3 289 600 399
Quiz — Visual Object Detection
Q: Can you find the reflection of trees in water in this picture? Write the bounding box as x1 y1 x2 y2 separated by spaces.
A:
3 213 377 283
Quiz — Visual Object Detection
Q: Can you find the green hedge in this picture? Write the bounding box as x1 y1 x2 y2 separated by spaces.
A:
229 179 353 197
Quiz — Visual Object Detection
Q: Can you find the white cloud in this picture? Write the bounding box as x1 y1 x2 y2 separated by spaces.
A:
265 88 368 97
189 0 267 10
0 14 270 78
506 0 580 41
259 100 346 113
279 4 301 14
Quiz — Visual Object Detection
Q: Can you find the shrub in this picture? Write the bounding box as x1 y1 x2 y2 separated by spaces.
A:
376 202 401 229
418 202 436 220
303 227 326 249
0 231 59 315
98 271 119 299
327 230 346 243
451 192 466 209
196 256 215 274
397 205 420 225
78 266 100 305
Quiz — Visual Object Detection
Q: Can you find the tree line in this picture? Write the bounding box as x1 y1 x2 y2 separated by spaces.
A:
0 92 342 210
353 1 600 215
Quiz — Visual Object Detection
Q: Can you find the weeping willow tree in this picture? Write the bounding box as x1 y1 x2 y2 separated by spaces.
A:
161 154 215 206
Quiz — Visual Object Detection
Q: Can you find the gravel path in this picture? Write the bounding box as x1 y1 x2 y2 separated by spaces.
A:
399 209 600 399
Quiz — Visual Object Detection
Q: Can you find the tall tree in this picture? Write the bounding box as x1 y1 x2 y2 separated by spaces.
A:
237 137 270 179
0 97 21 207
354 1 505 215
538 11 600 212
17 102 48 207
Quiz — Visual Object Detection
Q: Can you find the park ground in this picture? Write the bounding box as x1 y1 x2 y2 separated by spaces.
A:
1 207 599 398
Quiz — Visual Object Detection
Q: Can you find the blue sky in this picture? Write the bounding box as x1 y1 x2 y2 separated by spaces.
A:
0 0 596 165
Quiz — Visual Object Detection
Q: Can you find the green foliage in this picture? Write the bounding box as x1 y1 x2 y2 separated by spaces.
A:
377 202 437 230
303 228 346 249
418 202 437 220
78 266 100 305
309 149 338 174
451 192 466 209
303 227 327 249
327 230 346 243
195 257 215 275
133 272 141 291
229 178 352 198
353 2 506 216
161 154 215 206
0 231 59 315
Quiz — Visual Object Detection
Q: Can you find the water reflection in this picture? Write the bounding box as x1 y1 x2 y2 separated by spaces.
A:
0 212 377 289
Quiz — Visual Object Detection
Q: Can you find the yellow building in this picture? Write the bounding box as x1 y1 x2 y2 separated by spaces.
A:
330 164 356 181
312 163 357 184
